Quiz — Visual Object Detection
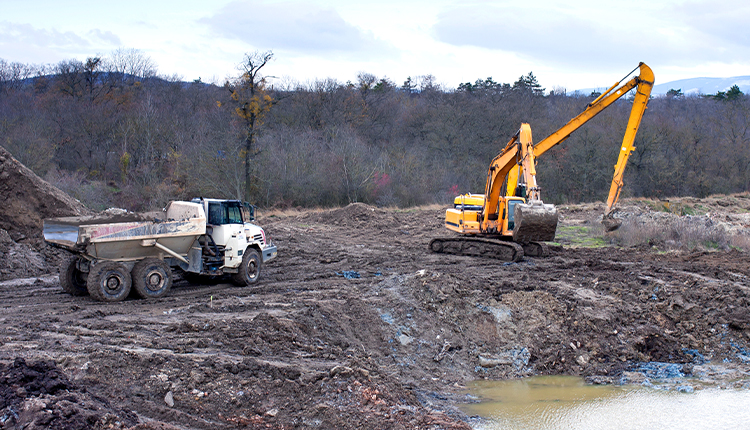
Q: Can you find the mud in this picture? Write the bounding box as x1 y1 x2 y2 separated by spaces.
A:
1 201 749 429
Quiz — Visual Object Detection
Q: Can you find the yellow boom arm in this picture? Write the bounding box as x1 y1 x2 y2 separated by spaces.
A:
506 63 654 214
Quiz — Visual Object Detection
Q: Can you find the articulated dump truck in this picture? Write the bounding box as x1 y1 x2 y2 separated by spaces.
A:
43 198 277 302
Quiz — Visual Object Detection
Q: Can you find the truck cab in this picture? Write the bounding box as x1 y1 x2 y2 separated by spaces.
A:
189 198 277 284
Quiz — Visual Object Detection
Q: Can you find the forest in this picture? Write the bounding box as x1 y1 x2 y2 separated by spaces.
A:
1 49 749 211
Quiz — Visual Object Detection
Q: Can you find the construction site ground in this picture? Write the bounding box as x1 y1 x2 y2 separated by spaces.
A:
3 148 750 429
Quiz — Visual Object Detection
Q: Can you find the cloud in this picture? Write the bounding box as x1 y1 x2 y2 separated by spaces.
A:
676 0 750 49
430 2 750 73
0 21 121 62
201 1 396 58
1 22 89 50
88 29 121 46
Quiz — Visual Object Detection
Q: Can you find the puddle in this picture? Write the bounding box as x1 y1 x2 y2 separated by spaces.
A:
460 375 750 430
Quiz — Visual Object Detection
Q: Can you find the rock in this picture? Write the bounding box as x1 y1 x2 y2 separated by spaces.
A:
330 365 353 377
586 375 614 385
165 391 174 407
398 334 414 345
478 348 530 370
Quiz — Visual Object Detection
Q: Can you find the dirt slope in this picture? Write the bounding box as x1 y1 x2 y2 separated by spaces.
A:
0 145 90 241
0 145 92 282
1 201 750 429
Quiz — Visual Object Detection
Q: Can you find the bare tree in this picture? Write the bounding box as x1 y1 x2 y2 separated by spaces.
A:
224 50 275 202
0 59 39 93
107 48 157 85
54 59 84 98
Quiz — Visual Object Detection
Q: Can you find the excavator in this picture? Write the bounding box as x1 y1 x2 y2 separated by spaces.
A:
429 62 654 262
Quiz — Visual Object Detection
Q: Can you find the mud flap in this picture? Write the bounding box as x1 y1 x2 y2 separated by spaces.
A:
513 201 558 243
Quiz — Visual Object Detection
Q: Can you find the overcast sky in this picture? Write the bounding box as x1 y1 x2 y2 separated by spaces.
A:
2 0 749 91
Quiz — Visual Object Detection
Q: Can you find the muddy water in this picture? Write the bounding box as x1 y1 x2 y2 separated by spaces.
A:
460 376 750 430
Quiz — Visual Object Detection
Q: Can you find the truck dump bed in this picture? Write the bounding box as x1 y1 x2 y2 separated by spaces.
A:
44 201 206 261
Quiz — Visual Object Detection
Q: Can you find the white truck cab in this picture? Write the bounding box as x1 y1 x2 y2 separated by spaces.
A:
189 198 277 285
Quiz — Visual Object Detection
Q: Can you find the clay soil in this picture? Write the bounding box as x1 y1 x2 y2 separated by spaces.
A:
1 200 750 429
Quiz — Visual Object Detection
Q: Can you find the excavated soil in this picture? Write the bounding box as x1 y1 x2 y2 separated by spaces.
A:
1 146 750 428
0 146 90 282
2 203 750 429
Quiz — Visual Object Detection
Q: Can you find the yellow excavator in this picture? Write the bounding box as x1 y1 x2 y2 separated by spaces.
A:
429 62 654 261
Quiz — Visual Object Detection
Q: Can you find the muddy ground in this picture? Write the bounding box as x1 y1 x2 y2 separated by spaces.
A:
2 197 750 429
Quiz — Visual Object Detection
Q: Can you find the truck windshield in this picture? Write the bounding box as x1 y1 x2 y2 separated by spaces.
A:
208 202 244 225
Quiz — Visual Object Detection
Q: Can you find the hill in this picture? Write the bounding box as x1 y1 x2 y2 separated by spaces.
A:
577 75 750 96
652 76 750 96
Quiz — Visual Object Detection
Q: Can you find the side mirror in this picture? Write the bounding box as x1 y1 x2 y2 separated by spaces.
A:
242 202 256 222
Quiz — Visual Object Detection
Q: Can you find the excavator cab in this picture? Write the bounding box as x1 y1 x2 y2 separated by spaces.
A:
446 194 530 237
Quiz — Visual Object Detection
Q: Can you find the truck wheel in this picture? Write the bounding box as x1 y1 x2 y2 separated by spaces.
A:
132 258 172 299
59 255 88 296
88 262 132 302
232 249 261 286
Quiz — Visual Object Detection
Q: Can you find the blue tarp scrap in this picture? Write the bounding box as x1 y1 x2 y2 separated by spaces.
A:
336 270 361 279
634 362 685 379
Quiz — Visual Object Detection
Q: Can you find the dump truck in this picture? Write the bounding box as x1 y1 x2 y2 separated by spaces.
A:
430 63 654 261
43 198 277 302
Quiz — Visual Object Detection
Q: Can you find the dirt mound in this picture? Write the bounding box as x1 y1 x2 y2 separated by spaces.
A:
305 202 400 229
0 229 47 280
2 200 750 428
0 145 94 280
0 358 142 430
0 145 90 242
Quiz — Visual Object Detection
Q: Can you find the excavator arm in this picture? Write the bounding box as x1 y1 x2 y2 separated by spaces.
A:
534 63 653 158
604 64 654 217
482 125 538 222
505 63 654 222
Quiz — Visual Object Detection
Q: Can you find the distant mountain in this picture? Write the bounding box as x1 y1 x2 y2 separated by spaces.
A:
652 76 750 96
575 76 750 97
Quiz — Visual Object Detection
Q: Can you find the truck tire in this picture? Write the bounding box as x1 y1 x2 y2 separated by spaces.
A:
232 248 261 286
88 262 132 302
132 258 172 299
59 255 88 296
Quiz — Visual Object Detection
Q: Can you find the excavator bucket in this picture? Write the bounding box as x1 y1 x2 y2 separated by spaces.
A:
601 213 622 231
512 200 558 243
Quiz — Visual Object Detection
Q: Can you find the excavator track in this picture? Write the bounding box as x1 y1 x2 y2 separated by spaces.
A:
429 237 524 262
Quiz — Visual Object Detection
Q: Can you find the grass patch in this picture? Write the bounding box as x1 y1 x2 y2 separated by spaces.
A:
554 225 608 248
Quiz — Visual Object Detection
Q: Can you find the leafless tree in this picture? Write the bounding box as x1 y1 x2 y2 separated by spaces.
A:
224 50 275 202
107 47 157 85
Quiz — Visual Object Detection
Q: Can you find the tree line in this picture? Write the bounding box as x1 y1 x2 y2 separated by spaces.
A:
1 50 749 211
